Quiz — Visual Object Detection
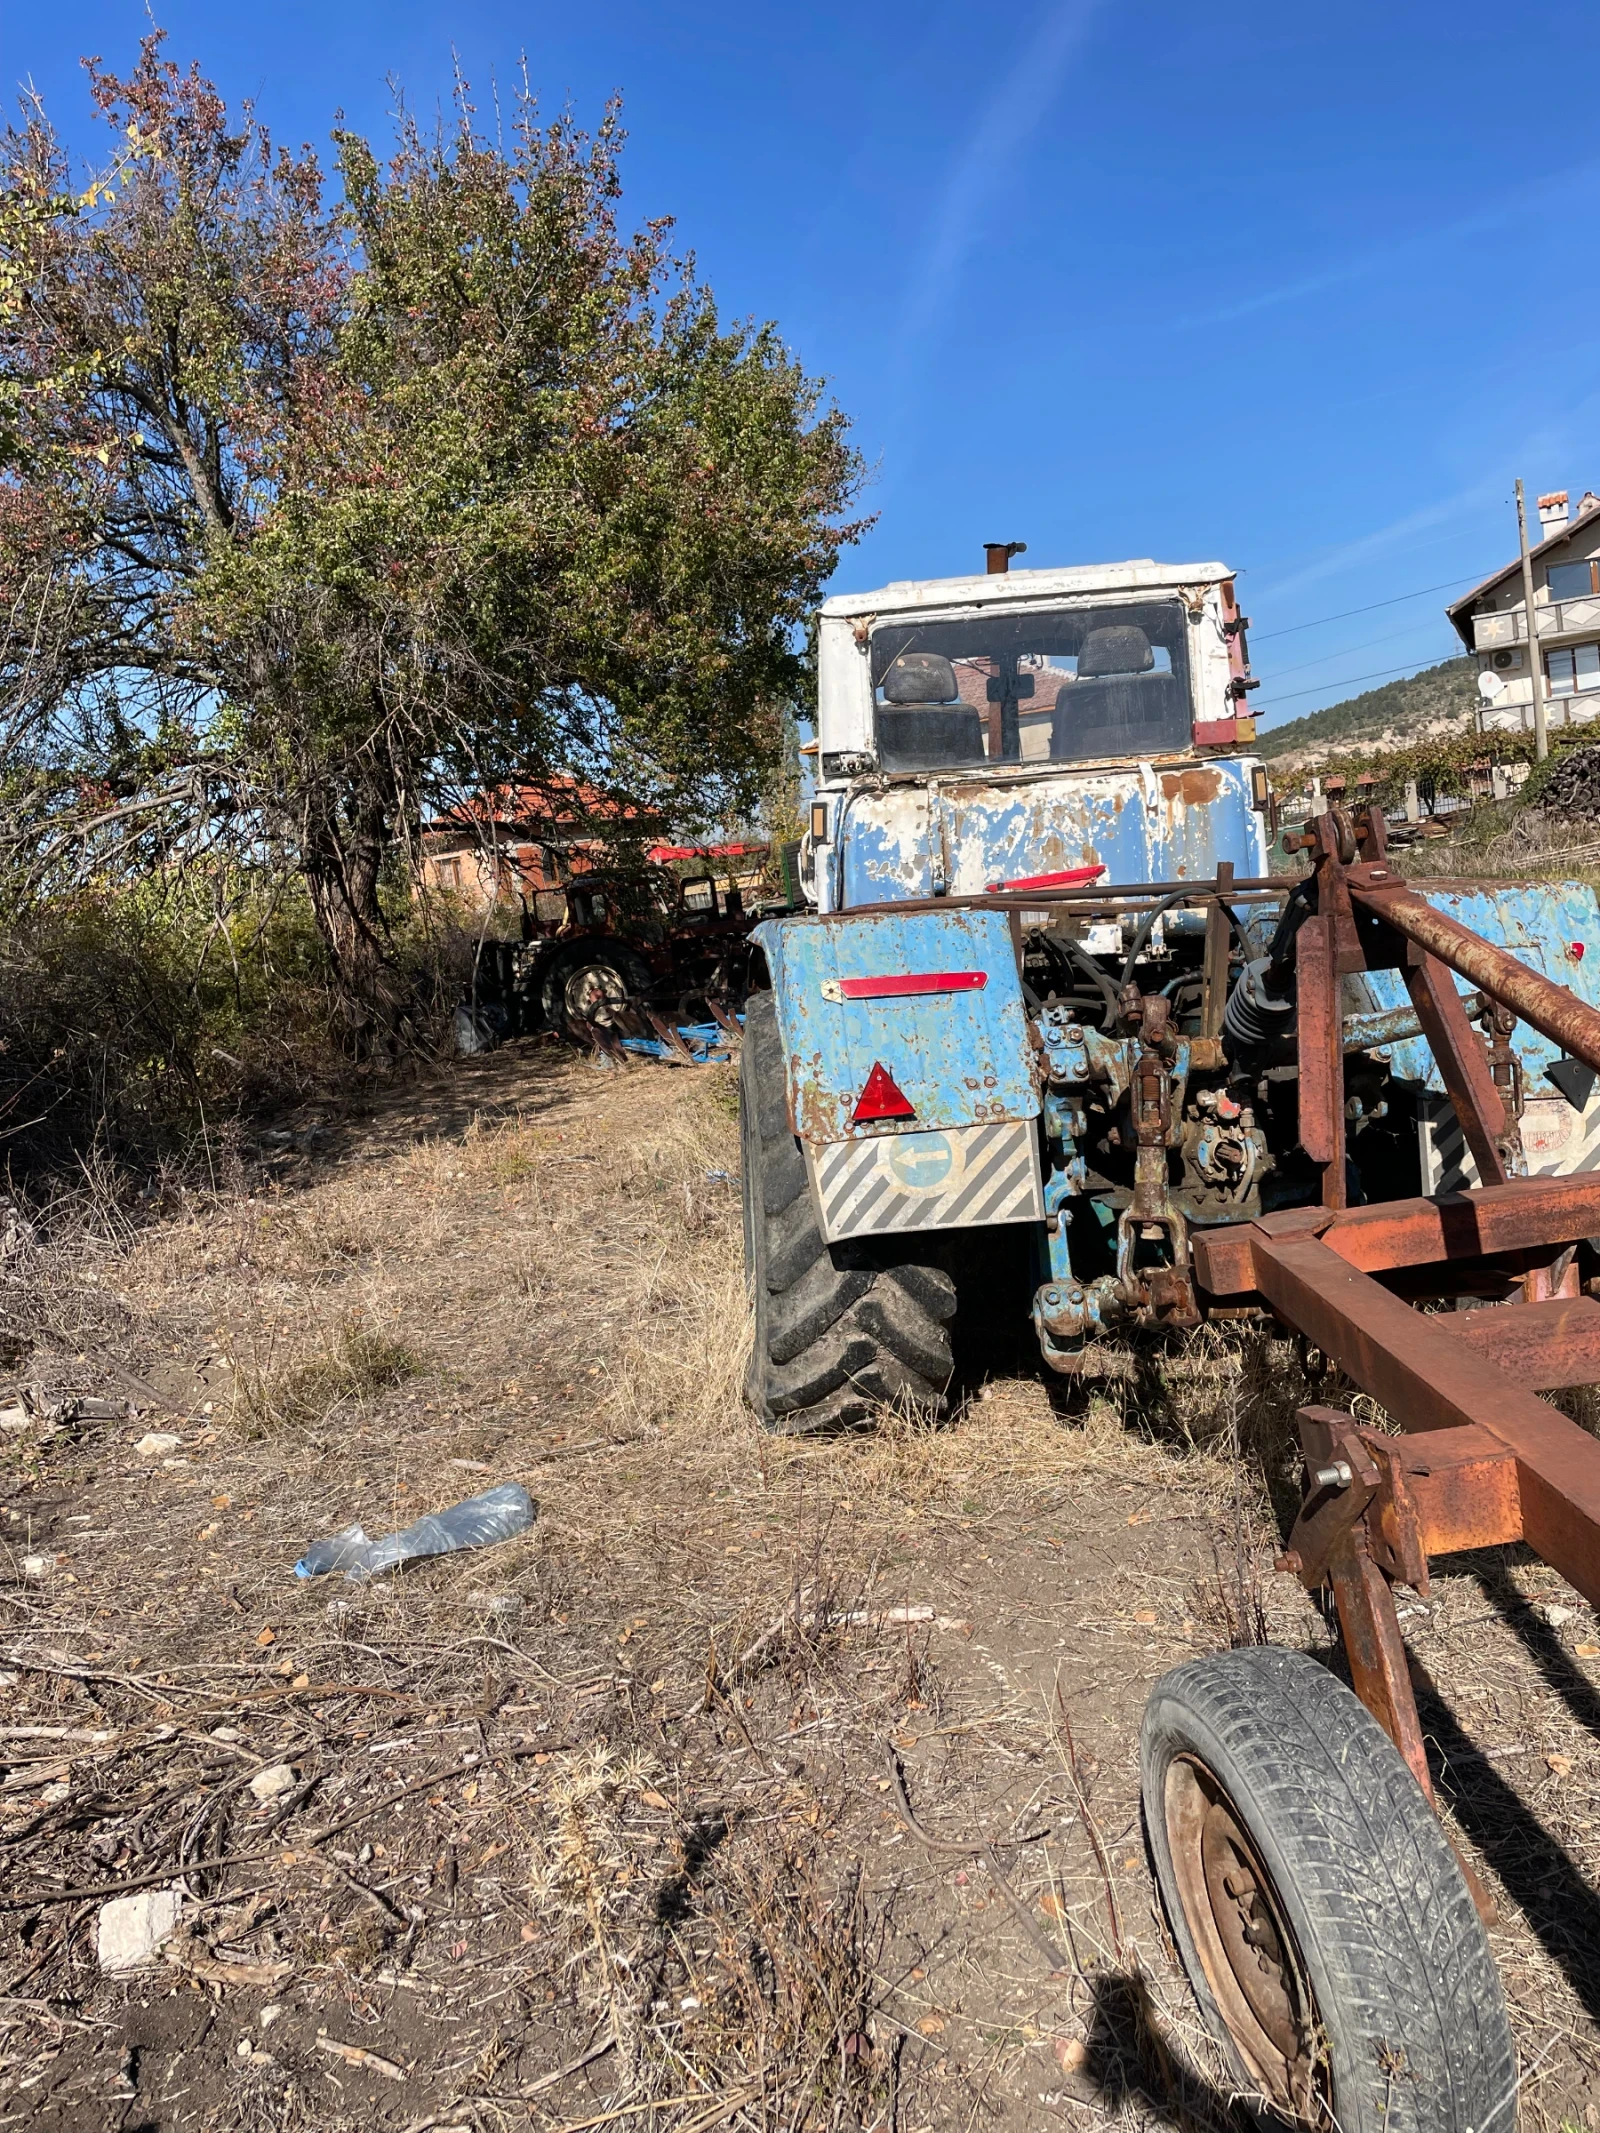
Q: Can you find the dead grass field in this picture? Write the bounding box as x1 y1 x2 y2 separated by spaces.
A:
4 1040 1600 2130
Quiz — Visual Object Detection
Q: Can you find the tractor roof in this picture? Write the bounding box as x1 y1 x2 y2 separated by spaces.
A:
819 560 1234 619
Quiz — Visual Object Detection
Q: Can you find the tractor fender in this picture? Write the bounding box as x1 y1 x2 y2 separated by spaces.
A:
750 907 1047 1245
751 906 1038 1143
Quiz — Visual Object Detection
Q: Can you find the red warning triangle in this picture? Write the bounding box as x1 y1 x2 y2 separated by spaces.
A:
852 1060 916 1123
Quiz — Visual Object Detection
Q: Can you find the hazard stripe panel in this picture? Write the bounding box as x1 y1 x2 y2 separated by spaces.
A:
807 1120 1044 1243
1419 1088 1600 1194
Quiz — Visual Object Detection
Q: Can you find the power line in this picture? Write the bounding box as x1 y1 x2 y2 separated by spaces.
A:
1254 655 1460 712
1259 618 1460 685
1251 575 1481 641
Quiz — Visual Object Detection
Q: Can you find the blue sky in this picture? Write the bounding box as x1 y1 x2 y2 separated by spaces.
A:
9 0 1599 728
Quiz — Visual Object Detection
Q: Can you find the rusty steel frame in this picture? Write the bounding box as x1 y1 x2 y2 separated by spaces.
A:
1195 805 1600 1886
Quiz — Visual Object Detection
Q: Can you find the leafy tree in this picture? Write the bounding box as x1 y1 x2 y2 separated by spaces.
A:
0 38 865 1044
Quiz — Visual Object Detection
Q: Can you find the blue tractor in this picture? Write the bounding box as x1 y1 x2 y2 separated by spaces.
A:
738 546 1600 2127
741 550 1275 1429
741 546 1600 1431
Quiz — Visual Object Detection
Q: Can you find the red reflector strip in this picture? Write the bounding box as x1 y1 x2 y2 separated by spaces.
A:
984 865 1107 893
852 1061 916 1122
835 971 988 999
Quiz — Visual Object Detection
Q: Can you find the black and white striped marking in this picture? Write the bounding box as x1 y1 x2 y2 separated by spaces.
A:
809 1120 1044 1242
1419 1089 1600 1194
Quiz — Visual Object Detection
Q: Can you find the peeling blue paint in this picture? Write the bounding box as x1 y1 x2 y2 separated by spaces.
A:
830 761 1268 911
1350 881 1600 1092
751 907 1038 1142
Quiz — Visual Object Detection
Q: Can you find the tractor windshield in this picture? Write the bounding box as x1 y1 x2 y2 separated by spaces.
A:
869 599 1193 772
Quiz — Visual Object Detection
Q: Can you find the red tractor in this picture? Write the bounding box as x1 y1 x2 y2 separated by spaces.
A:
525 860 767 1037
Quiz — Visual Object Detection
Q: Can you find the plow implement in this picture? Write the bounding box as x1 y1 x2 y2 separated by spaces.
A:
1143 808 1600 2129
784 820 1600 2122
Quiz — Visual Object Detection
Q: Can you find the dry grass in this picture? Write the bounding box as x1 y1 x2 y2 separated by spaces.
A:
1403 803 1600 885
229 1316 421 1435
3 1045 1600 2128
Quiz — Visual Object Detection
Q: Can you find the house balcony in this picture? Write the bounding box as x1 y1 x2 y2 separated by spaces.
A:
1471 595 1600 649
1477 677 1600 735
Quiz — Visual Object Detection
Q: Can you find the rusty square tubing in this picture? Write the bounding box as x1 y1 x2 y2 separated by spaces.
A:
1349 871 1600 1075
1401 952 1508 1187
1447 1295 1600 1389
1327 1529 1436 1804
1191 1174 1600 1296
1251 1229 1600 1612
1377 1425 1524 1559
1294 912 1344 1195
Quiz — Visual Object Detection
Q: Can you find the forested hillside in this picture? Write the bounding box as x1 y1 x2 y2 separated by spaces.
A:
1256 656 1478 763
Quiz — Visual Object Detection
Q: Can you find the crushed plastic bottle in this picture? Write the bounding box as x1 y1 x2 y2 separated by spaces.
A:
294 1482 534 1583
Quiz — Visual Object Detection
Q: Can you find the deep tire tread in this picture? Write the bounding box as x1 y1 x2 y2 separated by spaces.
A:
740 992 955 1432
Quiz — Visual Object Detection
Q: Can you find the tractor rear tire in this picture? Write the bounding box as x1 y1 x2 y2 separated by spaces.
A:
740 989 957 1432
538 940 652 1037
1142 1646 1513 2133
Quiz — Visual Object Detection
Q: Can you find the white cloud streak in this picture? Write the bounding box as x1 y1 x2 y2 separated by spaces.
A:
893 0 1101 363
1181 156 1600 332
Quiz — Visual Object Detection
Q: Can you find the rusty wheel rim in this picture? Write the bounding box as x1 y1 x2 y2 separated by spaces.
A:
1164 1755 1325 2118
565 963 630 1027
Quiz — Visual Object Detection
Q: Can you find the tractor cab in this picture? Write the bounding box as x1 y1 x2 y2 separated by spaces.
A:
803 558 1271 911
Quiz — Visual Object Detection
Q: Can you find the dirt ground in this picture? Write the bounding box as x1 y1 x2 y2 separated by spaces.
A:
5 1039 1600 2131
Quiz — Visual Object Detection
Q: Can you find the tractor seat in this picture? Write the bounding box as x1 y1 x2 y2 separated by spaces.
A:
1051 626 1188 757
877 651 985 769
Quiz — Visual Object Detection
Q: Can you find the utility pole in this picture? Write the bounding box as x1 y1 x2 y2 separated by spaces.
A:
1516 478 1549 761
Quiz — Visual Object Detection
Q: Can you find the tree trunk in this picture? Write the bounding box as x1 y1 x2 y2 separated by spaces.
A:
301 804 401 1059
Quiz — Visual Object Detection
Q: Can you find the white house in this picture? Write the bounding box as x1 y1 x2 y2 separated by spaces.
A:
1447 488 1600 735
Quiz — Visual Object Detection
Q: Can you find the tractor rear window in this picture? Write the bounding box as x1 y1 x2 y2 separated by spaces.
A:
869 600 1193 771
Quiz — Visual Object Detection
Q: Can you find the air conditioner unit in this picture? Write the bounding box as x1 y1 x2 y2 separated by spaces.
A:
1490 648 1524 672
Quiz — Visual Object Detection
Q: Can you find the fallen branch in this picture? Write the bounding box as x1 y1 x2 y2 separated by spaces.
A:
555 2086 760 2133
517 2028 616 2096
1 1652 179 1706
162 1929 291 1989
1055 1696 1125 1964
0 1725 119 1744
841 1604 971 1634
315 2033 407 2082
303 1755 483 1848
731 1591 969 1684
884 1743 1066 1975
0 1850 273 1912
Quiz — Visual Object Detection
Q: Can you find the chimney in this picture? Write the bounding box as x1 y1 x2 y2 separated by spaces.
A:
1538 490 1571 541
984 541 1027 574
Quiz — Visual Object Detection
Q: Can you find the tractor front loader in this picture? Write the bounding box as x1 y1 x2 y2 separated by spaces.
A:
740 548 1600 2128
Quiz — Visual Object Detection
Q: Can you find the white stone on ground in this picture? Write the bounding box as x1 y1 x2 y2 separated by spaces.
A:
97 1889 182 1972
249 1763 297 1803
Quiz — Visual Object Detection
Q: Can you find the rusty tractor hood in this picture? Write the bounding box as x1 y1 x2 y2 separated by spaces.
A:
751 907 1038 1144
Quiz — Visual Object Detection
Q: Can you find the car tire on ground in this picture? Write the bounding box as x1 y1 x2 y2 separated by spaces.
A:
1141 1645 1515 2133
739 989 957 1432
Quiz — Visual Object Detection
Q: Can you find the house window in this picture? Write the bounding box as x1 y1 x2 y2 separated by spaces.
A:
1548 560 1600 599
437 856 461 887
1546 643 1600 696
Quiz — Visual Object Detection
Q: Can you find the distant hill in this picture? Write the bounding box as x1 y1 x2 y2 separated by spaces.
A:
1255 657 1478 766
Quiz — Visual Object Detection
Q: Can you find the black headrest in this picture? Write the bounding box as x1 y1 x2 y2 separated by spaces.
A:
882 652 959 705
1077 625 1154 677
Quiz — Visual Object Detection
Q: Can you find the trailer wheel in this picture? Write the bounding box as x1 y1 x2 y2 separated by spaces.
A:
739 990 956 1431
1142 1648 1513 2133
